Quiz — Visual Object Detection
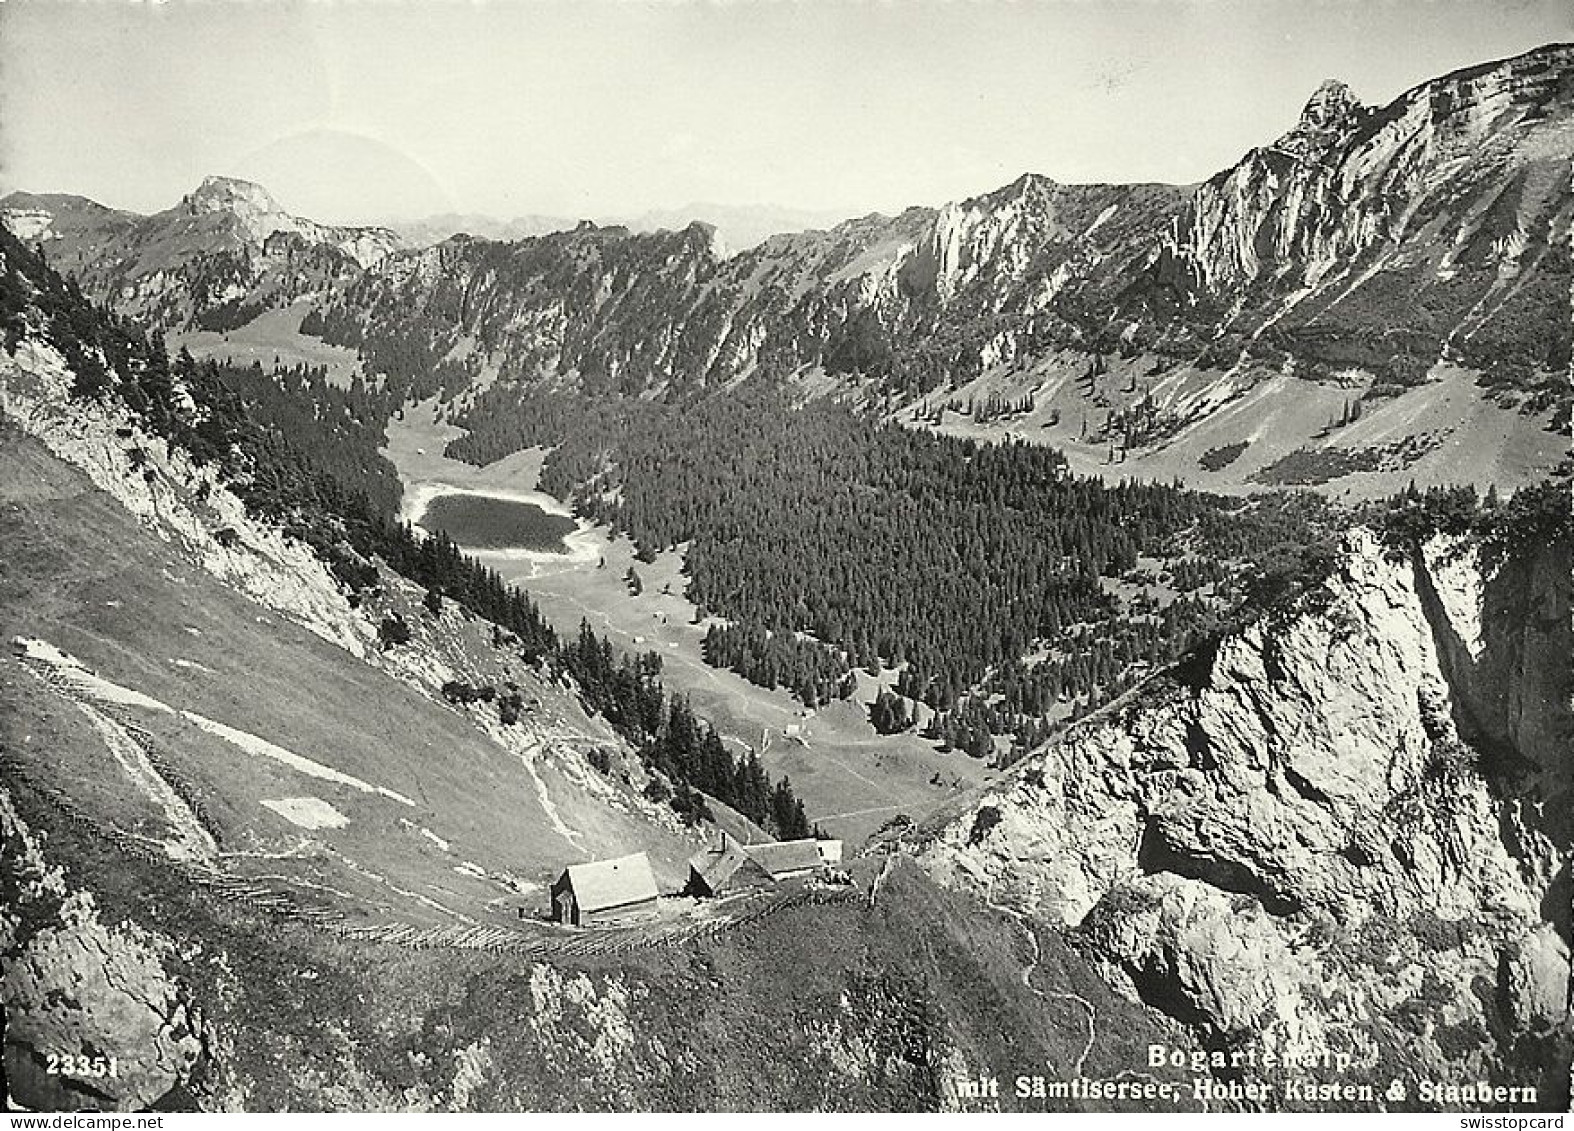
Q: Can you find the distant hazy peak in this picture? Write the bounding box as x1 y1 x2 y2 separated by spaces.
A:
182 175 282 219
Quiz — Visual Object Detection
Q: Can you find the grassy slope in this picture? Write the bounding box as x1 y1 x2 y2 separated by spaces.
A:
910 354 1562 499
0 427 698 918
171 302 363 387
4 784 1202 1112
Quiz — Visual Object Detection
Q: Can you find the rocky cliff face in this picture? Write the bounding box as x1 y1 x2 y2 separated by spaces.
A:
1178 45 1573 290
0 338 372 658
175 177 401 269
1 791 211 1111
917 526 1571 1101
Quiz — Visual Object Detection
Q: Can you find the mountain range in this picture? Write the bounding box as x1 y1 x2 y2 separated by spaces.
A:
1 176 401 332
385 201 853 254
5 43 1567 497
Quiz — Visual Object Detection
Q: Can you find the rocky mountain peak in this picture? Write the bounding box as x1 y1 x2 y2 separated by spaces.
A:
182 175 281 219
1269 77 1367 162
1004 171 1057 196
679 219 729 260
1296 77 1363 132
972 172 1060 213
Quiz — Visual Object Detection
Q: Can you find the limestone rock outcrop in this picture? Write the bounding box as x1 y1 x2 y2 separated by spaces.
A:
1 793 209 1111
1154 43 1573 381
0 176 400 329
919 527 1571 1093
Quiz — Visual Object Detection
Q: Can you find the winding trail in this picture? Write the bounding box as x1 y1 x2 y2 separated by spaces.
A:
881 859 1190 1107
868 852 897 907
322 845 477 924
985 894 1098 1078
815 803 906 824
984 889 1203 1110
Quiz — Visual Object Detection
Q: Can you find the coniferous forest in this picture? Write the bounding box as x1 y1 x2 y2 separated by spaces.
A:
443 380 1350 758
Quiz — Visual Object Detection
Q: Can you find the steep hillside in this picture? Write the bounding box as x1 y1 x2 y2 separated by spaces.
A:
916 519 1572 1110
0 346 700 897
2 427 1179 1110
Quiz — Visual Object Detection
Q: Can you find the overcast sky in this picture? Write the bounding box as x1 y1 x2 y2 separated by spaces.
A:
2 1 1569 224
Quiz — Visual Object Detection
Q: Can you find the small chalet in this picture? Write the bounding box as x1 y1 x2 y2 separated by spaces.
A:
686 834 775 897
550 852 659 927
741 838 824 881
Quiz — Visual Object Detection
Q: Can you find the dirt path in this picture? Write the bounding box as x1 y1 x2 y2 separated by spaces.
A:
984 891 1202 1109
815 803 906 824
987 896 1099 1078
519 740 586 853
868 853 897 907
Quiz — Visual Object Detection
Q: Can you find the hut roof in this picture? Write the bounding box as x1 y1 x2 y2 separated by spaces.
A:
742 839 824 878
563 852 658 912
688 837 774 892
688 838 752 887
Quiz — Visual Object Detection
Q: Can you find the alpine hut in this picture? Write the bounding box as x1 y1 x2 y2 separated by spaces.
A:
686 834 775 898
550 852 659 927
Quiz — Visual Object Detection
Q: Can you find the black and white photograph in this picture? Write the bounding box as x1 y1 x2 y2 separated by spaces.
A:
0 0 1569 1117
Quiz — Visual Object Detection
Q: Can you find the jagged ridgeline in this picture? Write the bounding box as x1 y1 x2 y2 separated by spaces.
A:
0 226 811 840
275 46 1572 424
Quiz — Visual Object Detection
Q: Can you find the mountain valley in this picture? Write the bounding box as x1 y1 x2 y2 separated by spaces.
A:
1 40 1570 1114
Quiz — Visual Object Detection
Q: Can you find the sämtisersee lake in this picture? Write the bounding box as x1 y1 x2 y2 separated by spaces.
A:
418 493 578 553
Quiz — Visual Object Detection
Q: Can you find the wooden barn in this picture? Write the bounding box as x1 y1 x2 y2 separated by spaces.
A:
686 834 775 897
550 852 659 927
